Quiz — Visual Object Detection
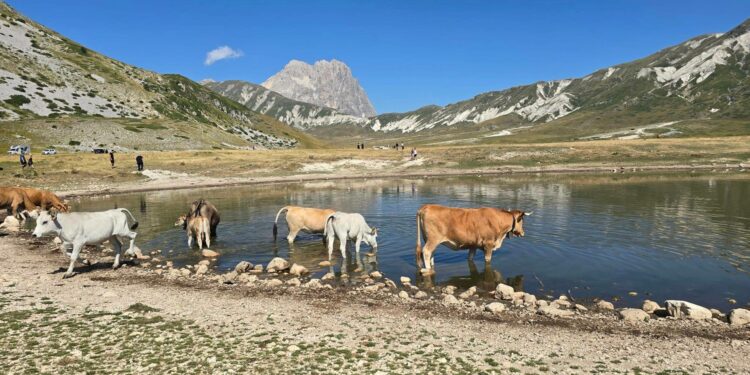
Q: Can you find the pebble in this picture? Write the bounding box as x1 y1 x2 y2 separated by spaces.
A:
596 300 615 310
399 276 411 285
618 308 649 323
442 294 459 305
398 291 410 300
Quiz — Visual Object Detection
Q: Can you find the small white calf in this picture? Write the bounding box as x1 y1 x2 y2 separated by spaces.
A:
324 212 378 261
31 208 139 278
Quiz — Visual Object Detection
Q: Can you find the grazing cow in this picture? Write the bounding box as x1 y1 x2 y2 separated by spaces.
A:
31 208 139 279
0 187 36 219
324 212 378 261
273 206 335 243
415 204 531 275
20 187 69 212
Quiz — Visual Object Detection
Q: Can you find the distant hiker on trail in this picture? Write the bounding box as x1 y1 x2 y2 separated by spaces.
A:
411 148 418 160
109 150 115 168
135 155 144 171
19 152 26 169
401 143 404 150
27 153 33 169
356 143 360 150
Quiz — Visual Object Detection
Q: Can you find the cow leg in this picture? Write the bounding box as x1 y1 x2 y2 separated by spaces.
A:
125 232 137 256
468 248 476 261
483 245 495 264
353 236 363 272
203 221 211 249
63 243 83 279
326 234 335 261
338 234 347 260
187 229 193 248
111 236 123 269
287 228 299 244
354 236 362 254
204 221 211 249
420 240 440 275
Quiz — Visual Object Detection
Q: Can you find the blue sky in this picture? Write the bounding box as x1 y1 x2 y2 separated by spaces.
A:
8 1 750 114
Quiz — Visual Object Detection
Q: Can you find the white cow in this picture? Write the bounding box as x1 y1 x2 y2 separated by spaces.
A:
324 212 378 261
31 208 139 278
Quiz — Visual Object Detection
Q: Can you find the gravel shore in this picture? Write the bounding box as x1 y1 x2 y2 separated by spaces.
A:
1 233 748 374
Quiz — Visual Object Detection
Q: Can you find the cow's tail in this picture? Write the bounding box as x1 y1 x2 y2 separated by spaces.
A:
415 208 424 268
272 206 289 241
324 214 335 238
120 208 139 230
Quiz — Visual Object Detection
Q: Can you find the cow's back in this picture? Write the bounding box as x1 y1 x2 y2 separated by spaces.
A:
57 210 127 243
288 206 335 233
419 204 507 248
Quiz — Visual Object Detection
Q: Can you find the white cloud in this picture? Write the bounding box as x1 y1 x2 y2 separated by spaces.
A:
204 46 243 66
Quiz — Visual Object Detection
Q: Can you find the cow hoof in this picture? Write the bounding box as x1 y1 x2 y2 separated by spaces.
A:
62 272 76 279
420 268 435 275
112 263 120 270
354 267 363 272
82 259 91 266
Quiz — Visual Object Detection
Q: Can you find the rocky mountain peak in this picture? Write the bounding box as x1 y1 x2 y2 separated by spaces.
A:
261 59 376 118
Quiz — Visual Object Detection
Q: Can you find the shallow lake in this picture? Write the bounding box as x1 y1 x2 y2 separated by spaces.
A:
71 172 750 310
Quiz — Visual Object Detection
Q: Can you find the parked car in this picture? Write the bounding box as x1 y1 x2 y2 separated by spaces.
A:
93 148 107 154
42 149 57 155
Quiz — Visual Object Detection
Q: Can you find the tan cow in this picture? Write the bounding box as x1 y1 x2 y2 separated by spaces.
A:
273 206 335 243
415 204 531 275
19 187 69 212
175 199 220 247
0 187 36 219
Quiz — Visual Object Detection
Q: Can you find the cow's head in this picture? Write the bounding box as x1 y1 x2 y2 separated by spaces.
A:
175 214 188 229
363 227 378 249
508 210 532 237
31 209 61 238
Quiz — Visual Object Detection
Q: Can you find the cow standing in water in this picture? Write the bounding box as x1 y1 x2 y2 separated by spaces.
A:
273 206 335 243
324 212 378 261
175 199 220 248
415 204 531 275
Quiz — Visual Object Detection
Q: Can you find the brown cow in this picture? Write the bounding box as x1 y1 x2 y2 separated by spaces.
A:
175 199 220 241
0 187 36 219
273 206 335 243
415 204 531 275
19 187 69 212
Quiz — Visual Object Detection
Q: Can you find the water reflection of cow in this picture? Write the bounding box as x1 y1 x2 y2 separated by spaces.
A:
417 260 523 292
415 204 532 275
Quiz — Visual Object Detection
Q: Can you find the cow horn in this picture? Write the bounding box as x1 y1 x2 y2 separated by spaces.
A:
525 211 533 216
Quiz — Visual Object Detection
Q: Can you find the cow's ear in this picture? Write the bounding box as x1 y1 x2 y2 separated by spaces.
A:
371 227 378 236
49 208 58 220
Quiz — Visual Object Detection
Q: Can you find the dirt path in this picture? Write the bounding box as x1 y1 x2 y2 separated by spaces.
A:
1 233 748 374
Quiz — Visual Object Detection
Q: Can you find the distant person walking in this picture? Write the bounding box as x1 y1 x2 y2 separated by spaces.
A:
400 143 404 150
19 152 27 169
27 153 33 169
109 150 115 168
135 154 144 171
411 147 418 160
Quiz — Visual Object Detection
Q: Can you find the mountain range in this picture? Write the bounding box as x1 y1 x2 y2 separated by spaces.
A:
209 19 750 141
1 0 749 150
